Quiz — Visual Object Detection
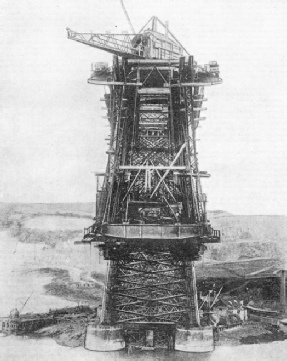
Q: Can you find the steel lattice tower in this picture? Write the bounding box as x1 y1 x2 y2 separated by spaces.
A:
68 16 221 352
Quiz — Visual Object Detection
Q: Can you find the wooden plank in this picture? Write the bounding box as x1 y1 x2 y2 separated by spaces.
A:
128 59 180 65
88 80 142 86
193 98 208 102
138 66 176 71
138 88 170 94
119 165 186 170
139 122 167 126
170 82 212 87
193 107 207 111
194 117 206 121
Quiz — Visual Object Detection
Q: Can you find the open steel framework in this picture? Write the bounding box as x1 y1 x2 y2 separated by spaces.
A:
68 17 222 350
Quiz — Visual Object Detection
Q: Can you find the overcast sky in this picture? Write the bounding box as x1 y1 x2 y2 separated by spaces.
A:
1 0 287 215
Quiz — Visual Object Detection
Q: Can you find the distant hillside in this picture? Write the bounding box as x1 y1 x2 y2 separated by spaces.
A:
0 202 94 219
1 204 287 264
206 211 287 263
0 202 93 248
208 210 287 243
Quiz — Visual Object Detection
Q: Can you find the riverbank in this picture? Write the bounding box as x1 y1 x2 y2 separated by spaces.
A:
32 316 98 348
8 318 287 350
215 321 287 347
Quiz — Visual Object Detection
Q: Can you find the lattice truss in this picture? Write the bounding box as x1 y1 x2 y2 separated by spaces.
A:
132 92 172 166
179 85 207 222
88 57 221 338
67 18 222 350
107 251 199 327
98 60 209 225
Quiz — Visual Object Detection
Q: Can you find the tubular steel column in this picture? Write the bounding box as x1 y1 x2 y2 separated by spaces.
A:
68 20 222 353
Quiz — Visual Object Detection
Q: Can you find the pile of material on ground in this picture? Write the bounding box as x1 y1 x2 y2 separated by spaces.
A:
33 316 99 348
216 321 287 346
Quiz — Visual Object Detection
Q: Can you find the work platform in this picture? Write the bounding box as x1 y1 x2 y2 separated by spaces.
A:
83 223 220 242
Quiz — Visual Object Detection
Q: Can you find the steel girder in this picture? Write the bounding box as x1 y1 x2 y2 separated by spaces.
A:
77 55 221 349
103 251 200 328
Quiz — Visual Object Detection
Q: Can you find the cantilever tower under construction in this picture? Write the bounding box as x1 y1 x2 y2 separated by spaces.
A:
67 13 222 353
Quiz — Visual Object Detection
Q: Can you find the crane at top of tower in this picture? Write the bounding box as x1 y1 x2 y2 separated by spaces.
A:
67 1 189 60
67 1 221 82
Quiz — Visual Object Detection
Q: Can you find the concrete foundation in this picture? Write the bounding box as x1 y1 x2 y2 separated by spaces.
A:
84 323 125 351
280 270 287 313
174 327 214 353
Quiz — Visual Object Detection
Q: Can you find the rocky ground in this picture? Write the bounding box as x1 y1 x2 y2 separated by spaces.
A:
33 316 100 348
207 210 287 263
34 320 86 348
216 321 287 346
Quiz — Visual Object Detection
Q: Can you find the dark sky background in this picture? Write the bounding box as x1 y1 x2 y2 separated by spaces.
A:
1 0 287 215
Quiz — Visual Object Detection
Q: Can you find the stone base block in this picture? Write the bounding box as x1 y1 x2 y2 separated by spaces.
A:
175 326 214 353
84 323 125 352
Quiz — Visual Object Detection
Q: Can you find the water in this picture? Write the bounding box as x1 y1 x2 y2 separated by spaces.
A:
1 229 287 360
0 230 76 315
1 336 287 361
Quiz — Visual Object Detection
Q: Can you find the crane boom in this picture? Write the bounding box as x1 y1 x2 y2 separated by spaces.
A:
19 291 34 314
67 18 185 60
119 0 135 34
66 28 144 58
67 12 190 59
